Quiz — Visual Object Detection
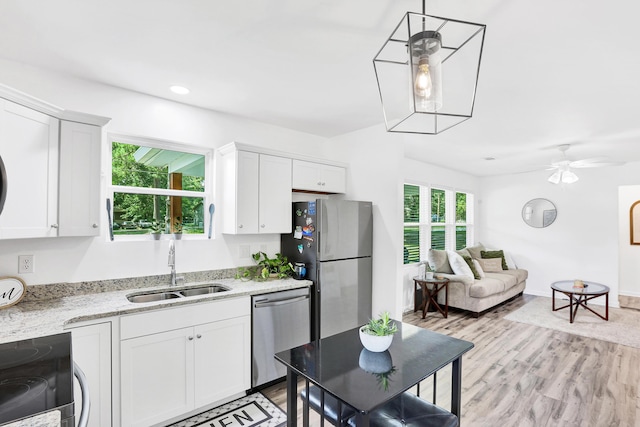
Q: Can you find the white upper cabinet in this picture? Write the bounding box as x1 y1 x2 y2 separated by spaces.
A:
292 159 346 193
58 121 102 236
0 99 59 239
0 85 110 239
258 154 292 233
221 144 292 234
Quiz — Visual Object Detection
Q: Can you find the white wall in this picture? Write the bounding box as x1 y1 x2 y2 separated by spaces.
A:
619 185 640 297
325 125 405 319
479 163 640 307
0 59 330 285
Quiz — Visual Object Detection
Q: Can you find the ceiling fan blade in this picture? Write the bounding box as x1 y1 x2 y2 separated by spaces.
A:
569 157 625 168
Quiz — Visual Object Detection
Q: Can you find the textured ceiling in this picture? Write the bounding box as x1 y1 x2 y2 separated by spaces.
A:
1 0 639 177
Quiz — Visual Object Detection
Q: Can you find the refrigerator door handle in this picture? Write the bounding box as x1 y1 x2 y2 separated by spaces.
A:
253 295 309 308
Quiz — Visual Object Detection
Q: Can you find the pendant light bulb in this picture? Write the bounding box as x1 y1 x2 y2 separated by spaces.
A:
409 31 443 112
414 57 433 98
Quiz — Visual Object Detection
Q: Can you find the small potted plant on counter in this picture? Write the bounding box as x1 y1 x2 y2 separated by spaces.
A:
172 216 183 239
150 221 164 240
359 311 398 352
236 251 294 281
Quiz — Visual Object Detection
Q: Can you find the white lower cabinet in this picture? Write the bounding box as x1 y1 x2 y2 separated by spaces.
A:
67 322 112 427
120 297 251 427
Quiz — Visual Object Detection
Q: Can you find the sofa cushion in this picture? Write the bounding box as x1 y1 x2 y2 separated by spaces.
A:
465 243 485 260
497 268 528 284
447 251 474 279
481 250 508 270
477 257 502 272
469 277 506 298
428 249 454 274
485 272 517 289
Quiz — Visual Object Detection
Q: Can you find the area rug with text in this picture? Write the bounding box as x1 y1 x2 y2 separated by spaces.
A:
504 296 640 349
169 392 286 427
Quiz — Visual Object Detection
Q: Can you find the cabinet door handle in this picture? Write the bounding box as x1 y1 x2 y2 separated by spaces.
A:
238 224 243 229
321 182 326 186
51 224 59 229
196 334 202 339
261 224 265 228
92 223 98 228
188 336 194 341
317 181 322 186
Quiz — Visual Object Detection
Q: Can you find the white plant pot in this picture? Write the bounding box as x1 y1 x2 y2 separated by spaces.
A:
359 327 394 352
425 271 434 279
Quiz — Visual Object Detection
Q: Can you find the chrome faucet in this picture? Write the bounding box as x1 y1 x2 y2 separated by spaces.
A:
168 239 184 286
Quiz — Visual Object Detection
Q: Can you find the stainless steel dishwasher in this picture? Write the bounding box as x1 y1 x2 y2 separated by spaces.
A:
252 287 311 388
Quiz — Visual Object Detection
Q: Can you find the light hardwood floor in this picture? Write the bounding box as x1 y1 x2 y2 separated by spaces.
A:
262 294 640 427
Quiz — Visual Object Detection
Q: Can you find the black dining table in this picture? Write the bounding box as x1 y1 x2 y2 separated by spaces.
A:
275 321 474 427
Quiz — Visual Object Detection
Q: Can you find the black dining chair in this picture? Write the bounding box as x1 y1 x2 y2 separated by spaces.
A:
301 385 459 427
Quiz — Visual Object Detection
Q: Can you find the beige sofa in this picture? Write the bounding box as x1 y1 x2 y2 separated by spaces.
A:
427 246 527 317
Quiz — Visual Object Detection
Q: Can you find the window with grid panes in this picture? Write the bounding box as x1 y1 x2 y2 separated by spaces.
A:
403 184 474 264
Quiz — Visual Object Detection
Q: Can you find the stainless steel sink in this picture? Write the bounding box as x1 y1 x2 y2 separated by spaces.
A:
178 284 229 297
127 283 230 303
127 292 182 303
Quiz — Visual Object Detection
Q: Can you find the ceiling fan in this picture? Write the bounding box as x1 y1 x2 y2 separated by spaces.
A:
547 144 624 184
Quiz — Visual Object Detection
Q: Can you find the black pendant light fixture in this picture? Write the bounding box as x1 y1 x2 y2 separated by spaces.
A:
373 0 486 134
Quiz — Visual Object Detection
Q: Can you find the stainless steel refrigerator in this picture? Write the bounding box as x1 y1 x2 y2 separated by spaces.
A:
281 199 373 340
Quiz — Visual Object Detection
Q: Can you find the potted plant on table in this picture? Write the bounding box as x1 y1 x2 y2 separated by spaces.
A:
359 311 398 352
172 216 183 239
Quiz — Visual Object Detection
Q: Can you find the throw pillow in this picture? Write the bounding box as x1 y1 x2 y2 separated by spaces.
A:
456 248 471 259
446 251 474 279
481 250 508 270
462 255 481 280
465 243 485 260
477 257 503 272
472 259 486 278
486 247 517 270
428 249 454 274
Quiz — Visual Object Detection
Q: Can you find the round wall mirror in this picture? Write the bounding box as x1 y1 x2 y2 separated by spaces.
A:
522 198 557 228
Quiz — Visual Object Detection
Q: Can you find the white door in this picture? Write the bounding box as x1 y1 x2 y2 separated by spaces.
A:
0 99 59 238
258 154 291 233
194 316 251 407
121 328 194 427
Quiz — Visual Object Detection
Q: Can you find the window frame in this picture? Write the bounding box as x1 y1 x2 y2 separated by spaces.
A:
107 133 214 241
403 182 474 265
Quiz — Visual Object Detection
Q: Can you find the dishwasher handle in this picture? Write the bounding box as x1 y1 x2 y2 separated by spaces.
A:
74 361 91 427
253 295 309 308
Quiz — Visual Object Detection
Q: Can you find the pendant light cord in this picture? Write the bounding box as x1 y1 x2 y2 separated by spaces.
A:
422 0 426 15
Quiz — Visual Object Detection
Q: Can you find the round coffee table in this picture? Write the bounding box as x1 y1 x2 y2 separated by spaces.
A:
551 280 609 323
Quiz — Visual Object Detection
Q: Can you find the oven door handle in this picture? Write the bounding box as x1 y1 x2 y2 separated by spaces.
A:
0 155 7 216
73 362 91 427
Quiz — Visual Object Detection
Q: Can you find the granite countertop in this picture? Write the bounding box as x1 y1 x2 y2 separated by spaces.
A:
0 276 312 344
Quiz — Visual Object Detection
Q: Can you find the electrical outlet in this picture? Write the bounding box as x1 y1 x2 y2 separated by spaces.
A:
19 255 34 274
239 244 251 258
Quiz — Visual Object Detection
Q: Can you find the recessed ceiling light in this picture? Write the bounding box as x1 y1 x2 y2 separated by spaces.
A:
170 85 190 95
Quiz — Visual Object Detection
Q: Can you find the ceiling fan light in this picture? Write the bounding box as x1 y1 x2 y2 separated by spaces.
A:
562 170 579 184
548 171 561 184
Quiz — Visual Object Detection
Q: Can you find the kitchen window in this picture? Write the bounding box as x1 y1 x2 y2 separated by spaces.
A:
403 183 474 264
109 134 212 239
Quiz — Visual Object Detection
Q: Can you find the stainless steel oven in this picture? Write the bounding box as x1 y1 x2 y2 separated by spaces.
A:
0 332 89 427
